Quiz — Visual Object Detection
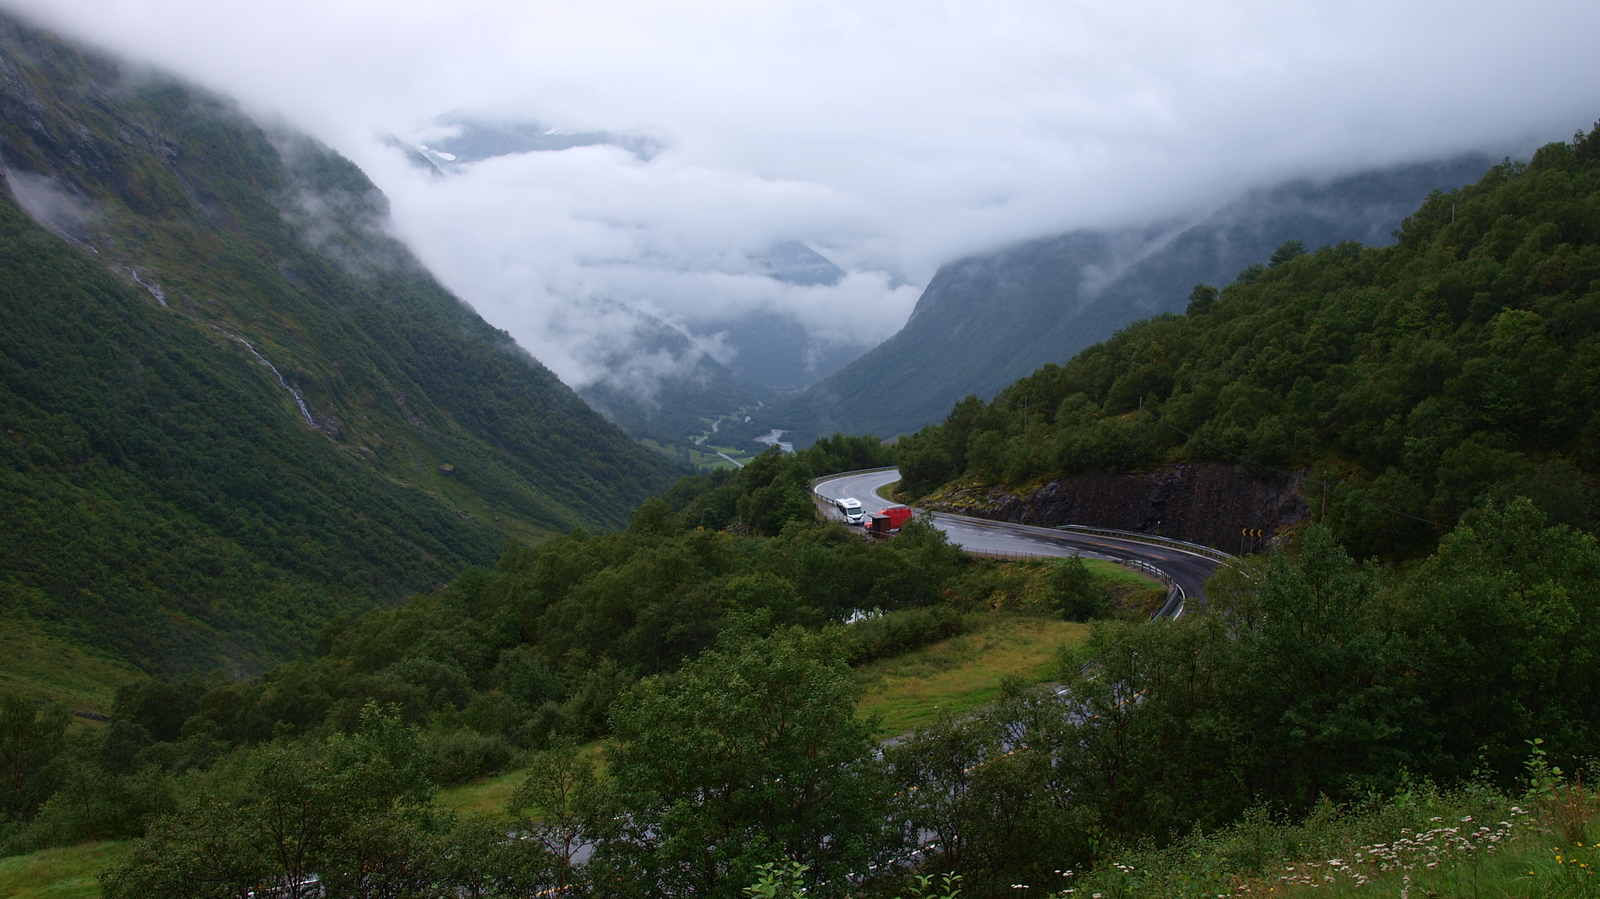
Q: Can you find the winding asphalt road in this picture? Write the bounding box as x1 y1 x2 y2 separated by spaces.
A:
813 468 1223 604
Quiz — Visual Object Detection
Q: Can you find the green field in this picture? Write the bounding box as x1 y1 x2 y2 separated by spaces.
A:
432 614 1093 819
0 842 127 899
0 616 143 714
1080 557 1166 586
854 615 1090 737
435 767 528 822
434 742 609 823
1084 559 1171 612
1070 778 1600 899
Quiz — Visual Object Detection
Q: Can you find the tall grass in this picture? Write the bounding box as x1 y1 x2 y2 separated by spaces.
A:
0 841 128 899
854 616 1089 736
1051 772 1600 899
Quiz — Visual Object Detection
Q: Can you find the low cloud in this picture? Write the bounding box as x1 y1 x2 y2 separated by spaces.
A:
357 142 923 389
4 168 97 245
12 0 1600 394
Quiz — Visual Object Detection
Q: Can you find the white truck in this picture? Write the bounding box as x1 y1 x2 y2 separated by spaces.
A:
834 496 865 525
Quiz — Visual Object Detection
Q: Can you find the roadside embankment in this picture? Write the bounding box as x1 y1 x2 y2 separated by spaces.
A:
922 463 1310 553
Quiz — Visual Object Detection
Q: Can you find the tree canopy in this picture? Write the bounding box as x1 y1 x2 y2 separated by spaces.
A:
897 128 1600 559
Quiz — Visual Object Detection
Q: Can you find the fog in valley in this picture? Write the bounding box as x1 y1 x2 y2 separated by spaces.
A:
13 0 1600 399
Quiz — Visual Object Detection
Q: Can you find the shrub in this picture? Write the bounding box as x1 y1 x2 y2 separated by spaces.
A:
422 729 515 785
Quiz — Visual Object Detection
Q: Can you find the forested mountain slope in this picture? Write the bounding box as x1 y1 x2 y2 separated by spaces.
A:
0 12 678 676
898 130 1600 560
761 156 1490 446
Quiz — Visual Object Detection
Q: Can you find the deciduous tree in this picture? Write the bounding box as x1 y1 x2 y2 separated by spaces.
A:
601 629 888 898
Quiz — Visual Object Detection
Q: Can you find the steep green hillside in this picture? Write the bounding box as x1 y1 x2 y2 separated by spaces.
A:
759 157 1490 446
0 13 678 676
897 129 1600 559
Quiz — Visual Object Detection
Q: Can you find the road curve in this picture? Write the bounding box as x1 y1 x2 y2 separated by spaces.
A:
814 468 1221 604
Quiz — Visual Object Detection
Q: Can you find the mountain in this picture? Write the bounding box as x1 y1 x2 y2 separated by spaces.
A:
896 133 1600 560
407 111 664 171
691 241 868 391
574 310 777 464
760 156 1493 445
390 119 863 398
0 11 680 676
693 310 869 391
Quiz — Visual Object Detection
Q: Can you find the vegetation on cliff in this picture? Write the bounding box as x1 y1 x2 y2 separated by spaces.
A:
897 127 1600 558
14 495 1594 898
1 437 1154 895
8 13 1600 898
0 12 679 676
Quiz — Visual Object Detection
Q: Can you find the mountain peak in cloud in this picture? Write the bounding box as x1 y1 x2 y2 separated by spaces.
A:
759 240 845 287
414 113 663 168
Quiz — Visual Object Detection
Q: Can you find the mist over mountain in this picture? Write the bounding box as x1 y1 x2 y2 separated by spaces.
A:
692 241 873 389
382 116 867 455
0 12 678 674
759 155 1494 446
404 112 664 172
572 307 777 461
9 0 1597 471
384 123 873 401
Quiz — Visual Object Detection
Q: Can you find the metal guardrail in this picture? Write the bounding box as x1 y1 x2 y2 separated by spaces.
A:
814 470 1197 618
968 552 1186 619
963 549 1057 562
1122 558 1186 619
1054 524 1234 562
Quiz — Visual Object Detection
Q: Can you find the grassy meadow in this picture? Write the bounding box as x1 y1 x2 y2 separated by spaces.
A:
0 616 143 713
854 615 1089 737
0 842 128 899
1066 778 1600 899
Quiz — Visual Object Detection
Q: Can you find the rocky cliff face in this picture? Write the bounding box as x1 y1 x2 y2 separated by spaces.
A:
925 464 1311 553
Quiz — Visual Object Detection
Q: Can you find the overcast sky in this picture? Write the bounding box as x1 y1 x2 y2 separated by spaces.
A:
12 0 1600 389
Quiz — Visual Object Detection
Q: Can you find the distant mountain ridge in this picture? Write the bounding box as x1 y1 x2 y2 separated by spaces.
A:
757 155 1494 445
0 11 679 675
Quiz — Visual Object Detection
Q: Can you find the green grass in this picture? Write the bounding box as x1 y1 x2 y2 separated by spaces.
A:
440 612 1097 817
1083 558 1162 587
1084 560 1171 613
855 616 1089 737
435 767 530 823
1065 780 1600 899
689 449 741 469
0 616 143 714
0 841 128 899
434 743 608 823
641 437 743 470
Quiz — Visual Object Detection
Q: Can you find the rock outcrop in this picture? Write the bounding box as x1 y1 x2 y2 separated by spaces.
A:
925 464 1311 553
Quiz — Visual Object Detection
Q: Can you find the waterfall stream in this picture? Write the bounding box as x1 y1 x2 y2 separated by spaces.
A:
226 334 315 427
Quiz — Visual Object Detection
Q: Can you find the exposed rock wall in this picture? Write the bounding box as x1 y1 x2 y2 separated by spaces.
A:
925 464 1311 553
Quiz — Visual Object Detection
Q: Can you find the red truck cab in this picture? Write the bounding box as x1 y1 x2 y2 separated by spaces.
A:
864 505 914 536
